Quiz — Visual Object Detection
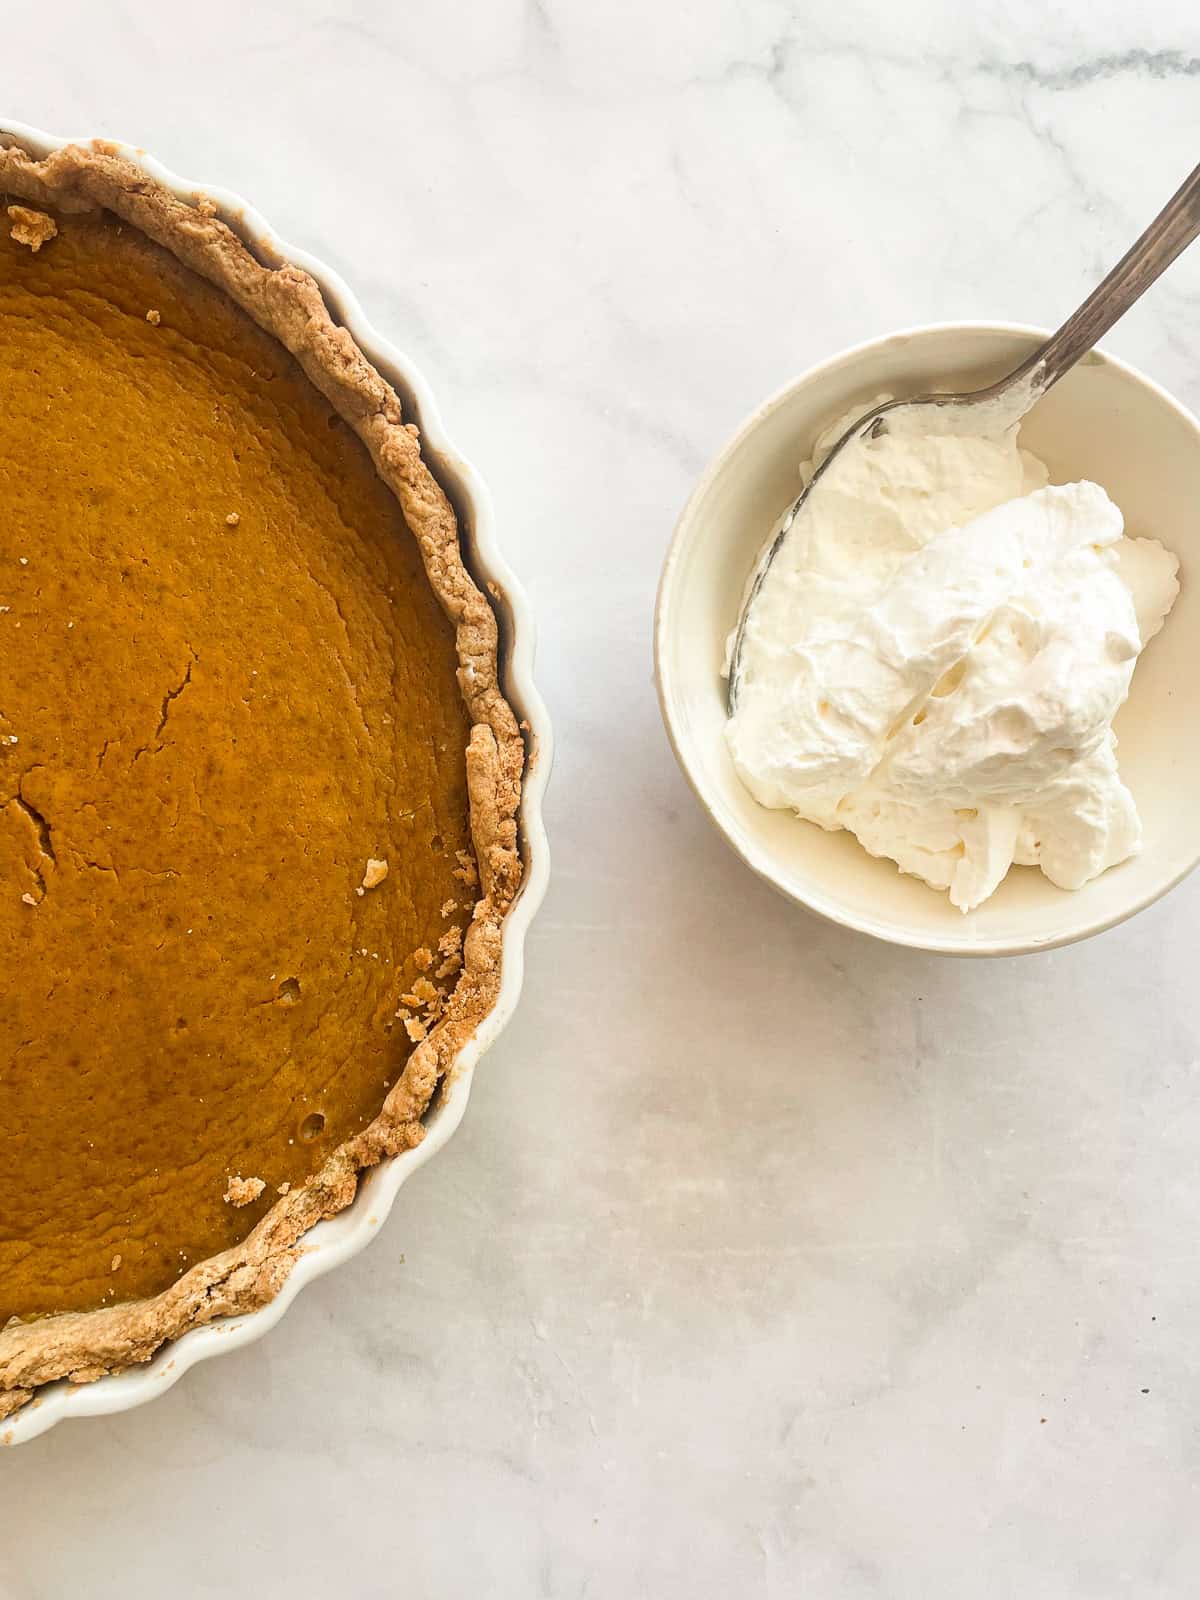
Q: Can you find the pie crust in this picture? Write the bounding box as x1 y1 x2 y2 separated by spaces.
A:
0 141 523 1419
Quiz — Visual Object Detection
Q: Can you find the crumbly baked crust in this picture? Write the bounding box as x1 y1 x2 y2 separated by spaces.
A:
0 141 523 1420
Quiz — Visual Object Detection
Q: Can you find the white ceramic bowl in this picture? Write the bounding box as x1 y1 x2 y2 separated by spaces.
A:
0 121 551 1445
656 322 1200 957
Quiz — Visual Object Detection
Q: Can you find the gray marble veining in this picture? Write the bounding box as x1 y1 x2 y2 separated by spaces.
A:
4 2 1200 1595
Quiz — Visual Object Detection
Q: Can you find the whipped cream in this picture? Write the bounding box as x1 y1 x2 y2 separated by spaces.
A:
726 401 1180 911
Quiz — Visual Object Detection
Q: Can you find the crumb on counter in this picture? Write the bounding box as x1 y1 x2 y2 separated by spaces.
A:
224 1174 266 1207
225 511 240 527
110 1255 122 1273
145 308 161 326
7 205 57 252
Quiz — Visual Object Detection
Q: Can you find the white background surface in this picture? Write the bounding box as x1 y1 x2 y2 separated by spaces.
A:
4 3 1200 1595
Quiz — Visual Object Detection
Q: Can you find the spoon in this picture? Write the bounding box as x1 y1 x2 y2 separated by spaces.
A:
727 160 1200 713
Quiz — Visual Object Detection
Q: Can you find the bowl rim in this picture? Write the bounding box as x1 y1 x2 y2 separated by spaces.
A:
655 318 1200 958
0 119 553 1445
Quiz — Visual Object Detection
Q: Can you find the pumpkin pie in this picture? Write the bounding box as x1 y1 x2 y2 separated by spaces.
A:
0 142 523 1418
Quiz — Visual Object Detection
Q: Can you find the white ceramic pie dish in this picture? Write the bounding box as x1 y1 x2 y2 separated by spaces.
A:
656 322 1200 956
0 120 551 1446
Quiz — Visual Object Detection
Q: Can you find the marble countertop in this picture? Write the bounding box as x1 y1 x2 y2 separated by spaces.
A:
5 2 1200 1595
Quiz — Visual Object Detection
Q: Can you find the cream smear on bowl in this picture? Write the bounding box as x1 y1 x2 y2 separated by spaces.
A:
725 399 1180 912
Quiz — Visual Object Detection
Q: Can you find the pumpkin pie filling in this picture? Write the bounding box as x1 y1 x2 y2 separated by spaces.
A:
0 143 522 1413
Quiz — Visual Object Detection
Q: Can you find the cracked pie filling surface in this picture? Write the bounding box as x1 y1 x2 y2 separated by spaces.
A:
0 143 523 1417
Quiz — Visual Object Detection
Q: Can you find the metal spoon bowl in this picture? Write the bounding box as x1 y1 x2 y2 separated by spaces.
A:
727 160 1200 712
